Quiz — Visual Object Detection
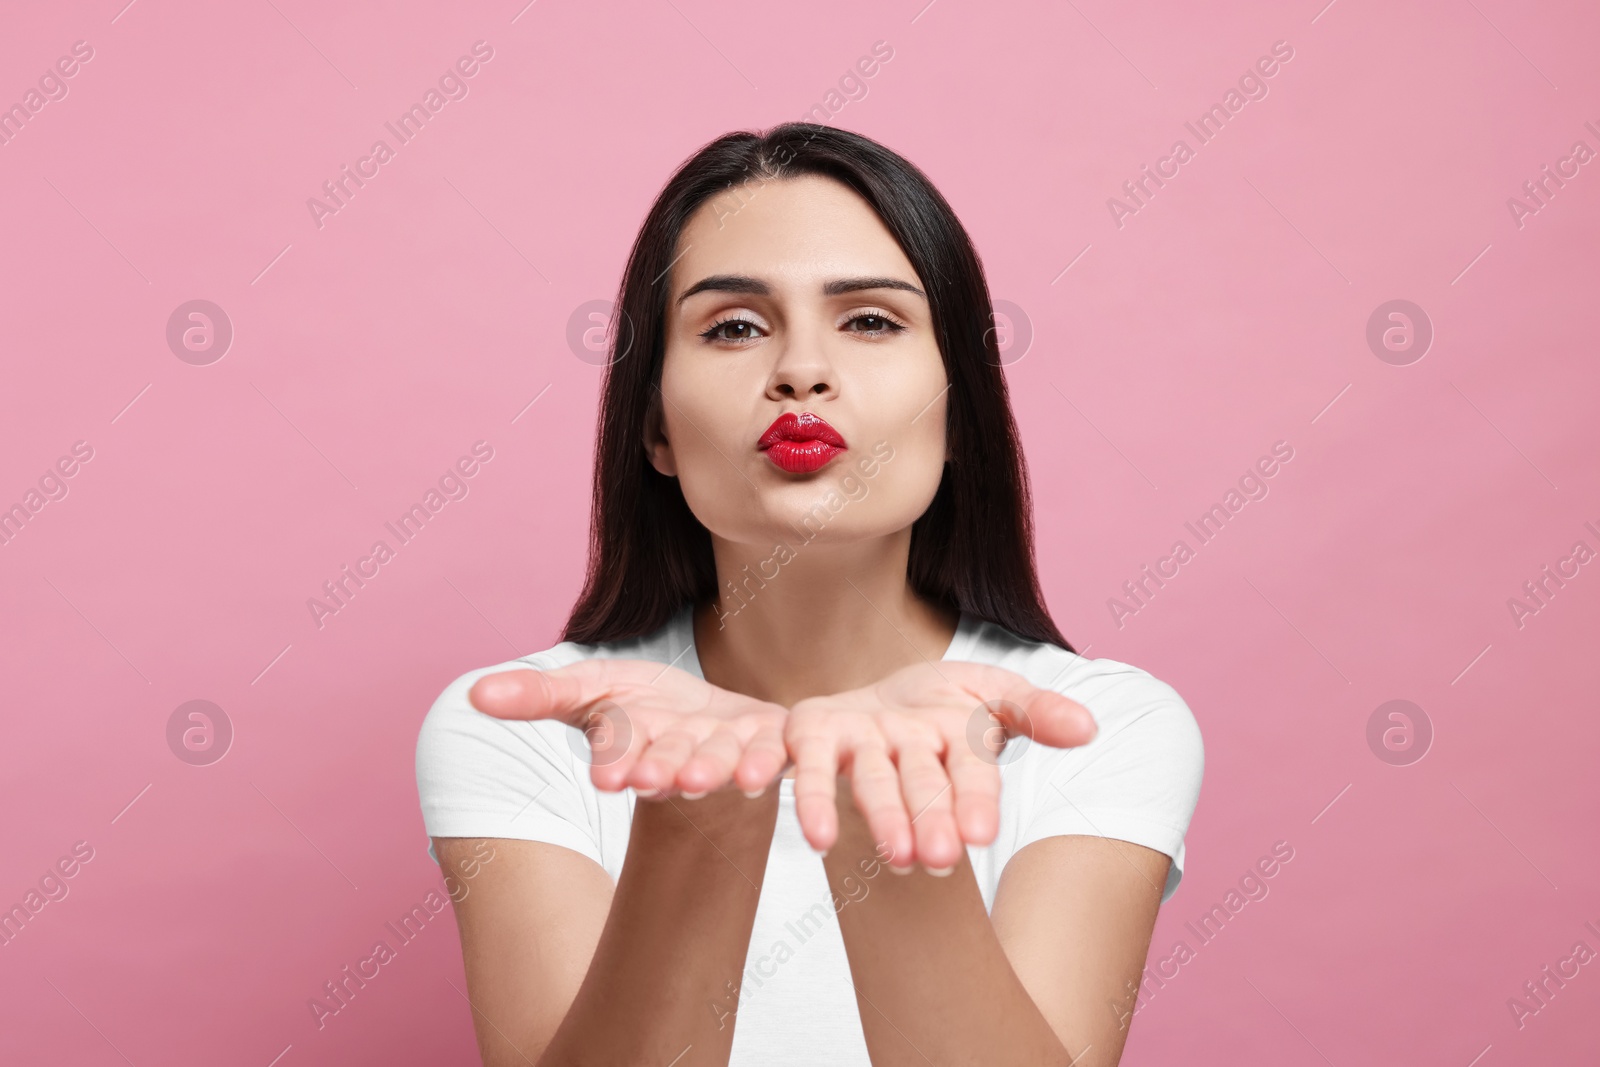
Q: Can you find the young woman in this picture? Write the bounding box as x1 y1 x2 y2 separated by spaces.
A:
415 123 1203 1066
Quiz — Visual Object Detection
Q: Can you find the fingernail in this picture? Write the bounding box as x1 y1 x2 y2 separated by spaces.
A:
741 786 766 799
924 865 954 877
888 863 913 876
680 790 707 800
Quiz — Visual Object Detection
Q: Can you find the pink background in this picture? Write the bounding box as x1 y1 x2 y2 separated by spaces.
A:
2 0 1597 1063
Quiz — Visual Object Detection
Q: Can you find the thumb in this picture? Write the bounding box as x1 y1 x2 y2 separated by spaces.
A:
468 666 590 723
998 689 1097 750
958 664 1098 750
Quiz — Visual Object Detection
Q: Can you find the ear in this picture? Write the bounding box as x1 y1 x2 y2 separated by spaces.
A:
642 390 677 477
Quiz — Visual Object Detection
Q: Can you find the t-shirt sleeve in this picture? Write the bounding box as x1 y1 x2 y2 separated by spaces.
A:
1016 665 1204 903
414 654 606 869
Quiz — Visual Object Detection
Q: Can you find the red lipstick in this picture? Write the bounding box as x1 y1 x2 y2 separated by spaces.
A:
757 411 847 474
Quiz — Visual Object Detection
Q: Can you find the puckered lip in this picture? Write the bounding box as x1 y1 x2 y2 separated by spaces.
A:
756 411 847 450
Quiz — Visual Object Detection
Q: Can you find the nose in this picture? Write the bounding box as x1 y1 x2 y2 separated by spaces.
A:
765 333 837 401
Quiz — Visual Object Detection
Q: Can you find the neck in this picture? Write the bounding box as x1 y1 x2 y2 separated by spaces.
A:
692 527 959 708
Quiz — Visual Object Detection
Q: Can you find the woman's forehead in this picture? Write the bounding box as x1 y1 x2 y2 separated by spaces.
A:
671 181 917 301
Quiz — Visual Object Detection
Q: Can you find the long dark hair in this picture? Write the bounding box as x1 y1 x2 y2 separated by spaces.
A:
561 122 1072 652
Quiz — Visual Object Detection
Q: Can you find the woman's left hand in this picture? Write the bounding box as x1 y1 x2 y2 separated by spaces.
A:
785 661 1098 872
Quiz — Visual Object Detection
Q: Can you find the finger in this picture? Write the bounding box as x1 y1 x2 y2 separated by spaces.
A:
469 659 695 721
1016 689 1097 750
626 726 703 798
468 667 590 723
845 743 914 870
896 744 962 872
578 702 644 793
962 665 1098 750
733 718 790 796
676 725 744 796
942 723 1003 847
789 722 841 852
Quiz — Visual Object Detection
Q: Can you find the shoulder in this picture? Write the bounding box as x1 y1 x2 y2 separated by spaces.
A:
416 619 686 763
411 642 591 820
414 649 568 767
413 620 686 867
960 617 1203 742
964 617 1203 769
964 618 1205 900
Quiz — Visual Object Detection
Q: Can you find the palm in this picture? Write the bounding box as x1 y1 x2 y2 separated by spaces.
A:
786 660 1097 870
469 659 789 798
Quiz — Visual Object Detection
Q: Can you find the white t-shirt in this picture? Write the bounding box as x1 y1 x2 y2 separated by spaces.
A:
415 605 1203 1065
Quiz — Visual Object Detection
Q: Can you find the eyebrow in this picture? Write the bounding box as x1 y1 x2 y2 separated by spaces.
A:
675 274 926 305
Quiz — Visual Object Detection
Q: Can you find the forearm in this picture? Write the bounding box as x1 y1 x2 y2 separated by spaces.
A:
537 789 780 1066
820 781 1081 1066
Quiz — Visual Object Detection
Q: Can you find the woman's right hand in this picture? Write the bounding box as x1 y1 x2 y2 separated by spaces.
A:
468 659 790 800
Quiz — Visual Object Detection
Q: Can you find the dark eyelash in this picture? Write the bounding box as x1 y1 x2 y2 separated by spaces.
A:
699 316 762 342
846 311 907 333
698 310 907 343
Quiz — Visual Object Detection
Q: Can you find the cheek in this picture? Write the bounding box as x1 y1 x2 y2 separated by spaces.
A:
832 365 948 530
658 350 761 532
856 351 947 456
659 341 757 456
868 400 947 521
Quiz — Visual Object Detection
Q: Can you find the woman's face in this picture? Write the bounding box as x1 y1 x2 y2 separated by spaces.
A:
649 173 949 552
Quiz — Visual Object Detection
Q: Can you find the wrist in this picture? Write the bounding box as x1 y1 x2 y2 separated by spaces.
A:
634 785 781 845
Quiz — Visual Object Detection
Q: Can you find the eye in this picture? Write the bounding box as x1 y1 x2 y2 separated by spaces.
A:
699 316 765 344
842 309 907 337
